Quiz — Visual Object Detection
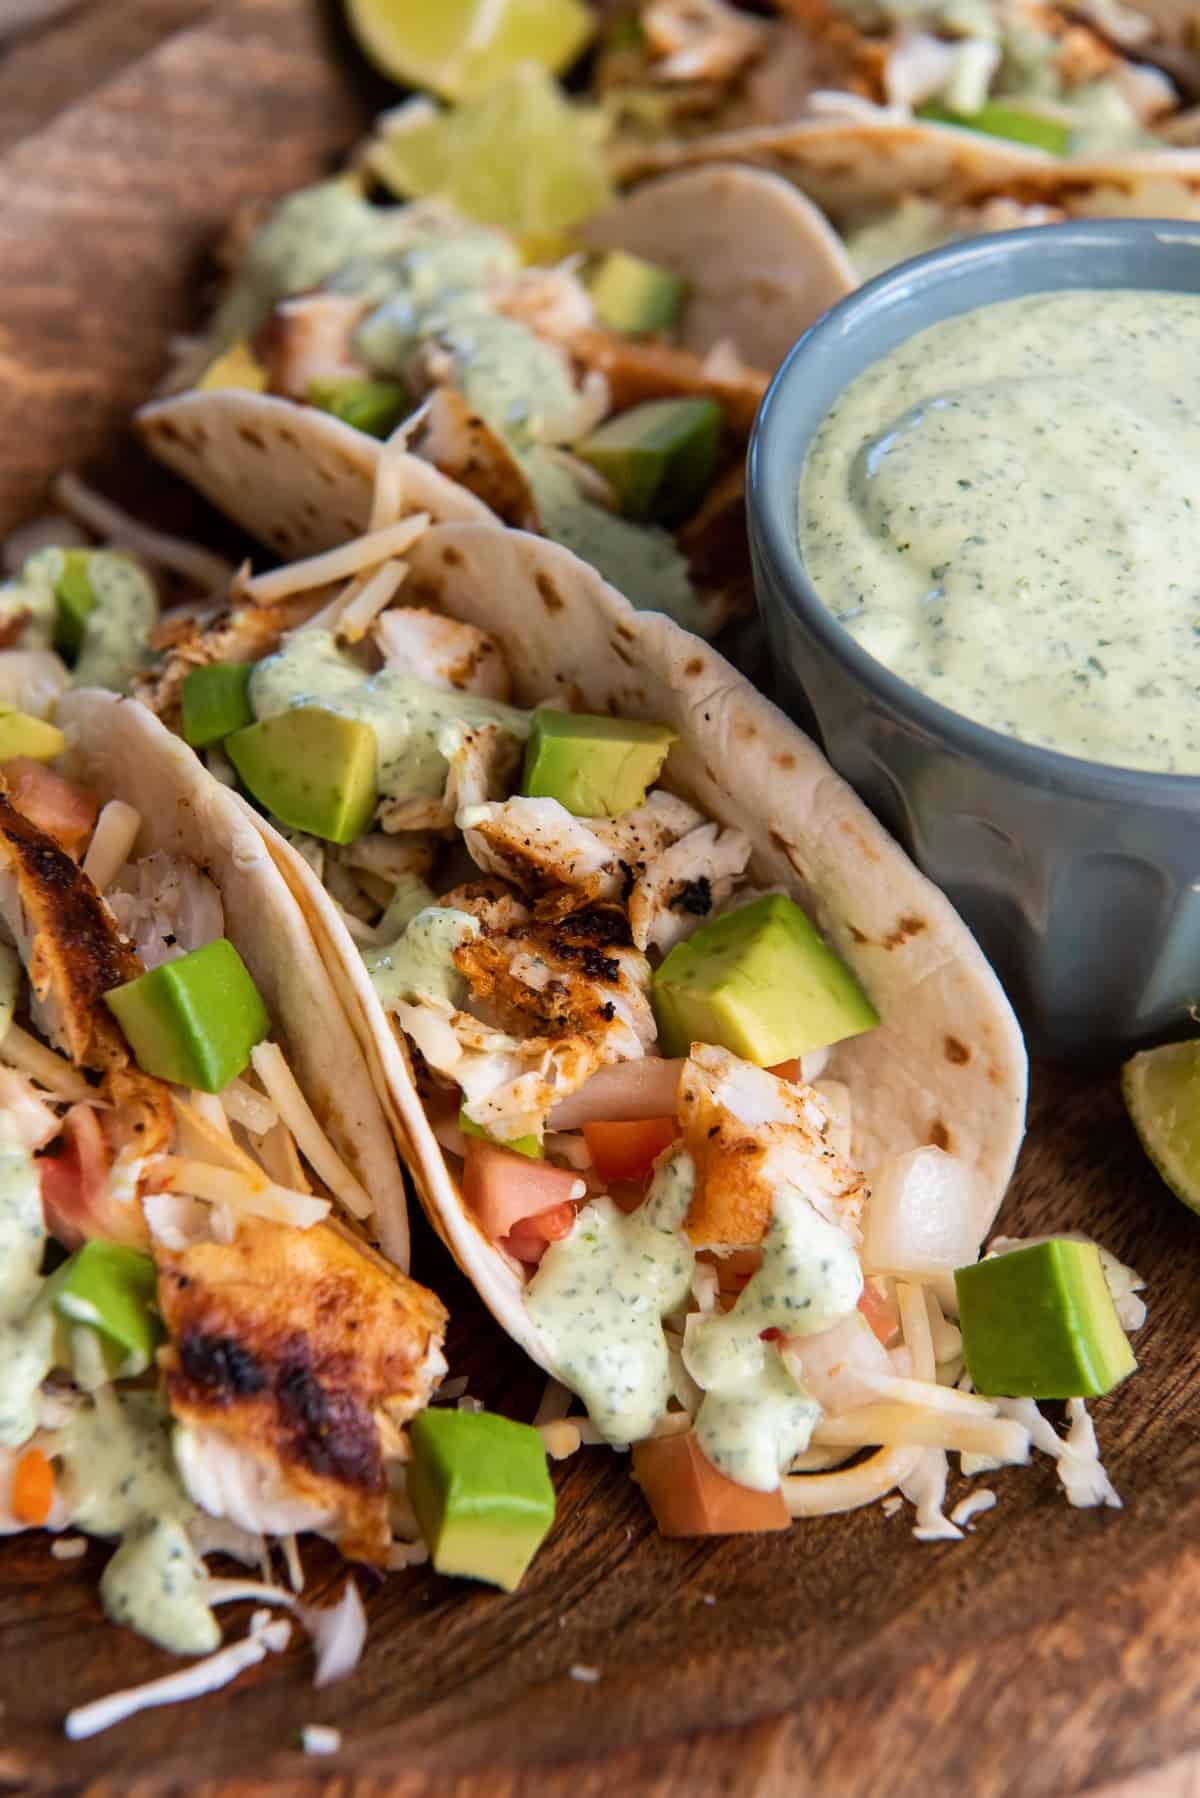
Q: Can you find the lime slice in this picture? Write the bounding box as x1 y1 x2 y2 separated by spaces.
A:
1121 1040 1200 1214
368 69 612 242
345 0 594 103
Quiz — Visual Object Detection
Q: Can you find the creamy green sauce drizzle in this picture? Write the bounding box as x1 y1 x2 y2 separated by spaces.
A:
0 1141 54 1446
58 1392 218 1655
0 548 156 693
799 289 1200 772
364 905 479 1010
684 1192 862 1489
524 1151 696 1444
249 627 528 804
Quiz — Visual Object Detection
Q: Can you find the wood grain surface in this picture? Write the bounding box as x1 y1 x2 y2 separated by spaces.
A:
0 7 1198 1796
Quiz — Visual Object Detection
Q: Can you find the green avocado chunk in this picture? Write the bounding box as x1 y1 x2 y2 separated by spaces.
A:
307 376 413 438
0 707 66 761
225 705 378 844
408 1407 556 1592
49 1241 163 1375
652 893 880 1064
459 1108 544 1160
180 662 255 748
53 549 98 659
575 396 721 527
587 250 688 336
915 100 1070 155
104 939 271 1093
521 706 675 817
955 1239 1137 1400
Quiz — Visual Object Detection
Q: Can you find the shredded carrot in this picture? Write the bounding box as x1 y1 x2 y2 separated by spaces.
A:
12 1447 54 1526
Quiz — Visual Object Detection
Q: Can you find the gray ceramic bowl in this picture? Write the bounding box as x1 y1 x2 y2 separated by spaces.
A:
748 219 1200 1066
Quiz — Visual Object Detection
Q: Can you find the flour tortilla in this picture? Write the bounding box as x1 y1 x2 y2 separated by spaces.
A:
245 522 1028 1372
578 164 856 372
56 688 415 1270
611 118 1200 221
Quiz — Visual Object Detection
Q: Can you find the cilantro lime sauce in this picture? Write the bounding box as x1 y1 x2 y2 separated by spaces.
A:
683 1192 862 1489
0 1141 54 1446
57 1391 219 1655
249 627 529 804
72 553 157 693
364 905 479 1010
524 1150 696 1444
799 289 1200 772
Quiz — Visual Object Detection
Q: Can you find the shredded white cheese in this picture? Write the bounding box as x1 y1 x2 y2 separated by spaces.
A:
994 1397 1122 1510
63 1613 289 1740
220 1078 278 1136
50 1537 87 1560
902 1448 962 1542
538 1420 583 1461
569 1664 602 1683
880 1496 904 1518
949 1489 997 1529
0 1023 91 1102
81 800 142 894
281 1533 305 1594
250 1043 372 1220
302 1725 342 1756
243 515 430 604
53 471 234 592
153 1156 329 1228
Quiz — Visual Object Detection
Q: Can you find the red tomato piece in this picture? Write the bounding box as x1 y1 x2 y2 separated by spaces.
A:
2 758 98 857
633 1430 791 1536
767 1059 804 1084
462 1138 582 1245
501 1202 578 1265
582 1116 677 1186
858 1278 901 1347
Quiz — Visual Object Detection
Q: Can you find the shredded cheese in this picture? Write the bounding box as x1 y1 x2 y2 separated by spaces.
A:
302 1725 342 1756
538 1420 583 1460
152 1156 329 1228
220 1078 278 1136
50 1537 88 1560
901 1448 961 1542
949 1489 997 1529
855 1371 1000 1419
250 1043 372 1220
53 471 234 592
0 1024 91 1102
242 516 430 605
811 1404 1031 1462
81 800 141 893
64 1616 287 1740
282 1533 305 1594
783 1444 924 1517
188 1091 232 1138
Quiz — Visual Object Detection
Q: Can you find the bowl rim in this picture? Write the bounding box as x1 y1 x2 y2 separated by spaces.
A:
748 216 1200 803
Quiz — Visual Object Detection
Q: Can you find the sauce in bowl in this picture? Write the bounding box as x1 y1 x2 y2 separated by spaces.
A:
797 288 1200 773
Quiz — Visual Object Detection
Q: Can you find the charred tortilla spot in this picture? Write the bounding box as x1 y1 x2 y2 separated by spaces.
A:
848 924 868 945
684 657 704 677
536 573 564 613
236 425 267 451
775 752 797 770
442 546 463 568
611 641 635 667
944 1035 970 1065
884 914 927 950
152 418 181 444
929 1120 951 1151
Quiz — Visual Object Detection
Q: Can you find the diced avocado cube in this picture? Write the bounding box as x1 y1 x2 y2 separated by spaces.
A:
575 397 722 527
307 376 412 439
522 707 675 817
915 99 1070 155
225 706 378 845
180 662 255 748
196 337 268 393
408 1407 556 1592
53 549 97 659
459 1107 544 1160
955 1239 1137 1400
104 938 270 1093
587 250 688 336
49 1240 163 1374
652 893 880 1064
0 707 66 762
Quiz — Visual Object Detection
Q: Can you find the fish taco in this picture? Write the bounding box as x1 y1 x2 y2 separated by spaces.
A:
138 160 854 636
132 480 1037 1534
0 684 447 1680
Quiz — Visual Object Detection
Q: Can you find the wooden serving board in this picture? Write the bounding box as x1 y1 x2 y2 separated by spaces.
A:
1 8 1198 1795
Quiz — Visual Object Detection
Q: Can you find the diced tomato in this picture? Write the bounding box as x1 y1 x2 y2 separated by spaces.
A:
38 1103 148 1251
582 1116 677 1186
462 1138 582 1248
632 1430 791 1536
768 1059 804 1084
858 1277 901 1348
549 1058 683 1130
501 1202 577 1265
1 759 98 858
11 1448 54 1527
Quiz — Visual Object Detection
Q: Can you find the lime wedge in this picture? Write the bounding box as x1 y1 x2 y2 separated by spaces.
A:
368 69 612 242
345 0 594 102
1122 1040 1200 1214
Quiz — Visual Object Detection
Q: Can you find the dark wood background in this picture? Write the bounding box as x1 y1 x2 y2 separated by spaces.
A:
0 7 1198 1795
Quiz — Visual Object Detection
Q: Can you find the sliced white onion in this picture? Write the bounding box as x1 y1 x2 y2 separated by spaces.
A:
0 649 69 718
861 1147 986 1279
298 1578 367 1688
781 1310 893 1415
548 1058 683 1129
